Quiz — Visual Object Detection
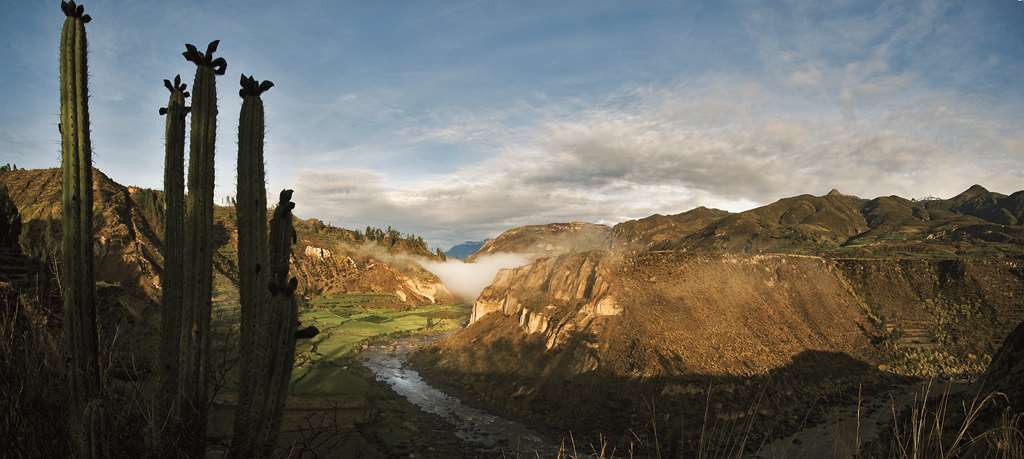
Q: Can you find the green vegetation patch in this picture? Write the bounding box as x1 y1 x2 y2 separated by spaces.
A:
209 293 470 398
310 292 400 309
288 296 471 397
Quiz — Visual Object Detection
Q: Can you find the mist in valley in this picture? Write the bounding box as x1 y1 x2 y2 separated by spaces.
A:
417 252 530 302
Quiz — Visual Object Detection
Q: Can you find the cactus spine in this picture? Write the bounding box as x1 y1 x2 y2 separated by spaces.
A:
59 2 105 457
229 74 274 458
179 40 226 456
157 75 189 448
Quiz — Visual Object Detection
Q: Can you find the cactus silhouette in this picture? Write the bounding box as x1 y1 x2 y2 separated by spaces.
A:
58 2 105 457
179 39 225 457
157 74 189 449
227 78 298 458
229 74 274 458
260 189 299 454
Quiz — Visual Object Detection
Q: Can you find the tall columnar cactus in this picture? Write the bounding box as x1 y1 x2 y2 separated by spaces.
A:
229 74 274 457
59 2 104 457
157 75 189 446
179 40 225 456
260 189 299 455
227 79 299 458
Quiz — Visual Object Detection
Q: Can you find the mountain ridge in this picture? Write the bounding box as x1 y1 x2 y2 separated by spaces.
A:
466 184 1024 261
0 167 454 306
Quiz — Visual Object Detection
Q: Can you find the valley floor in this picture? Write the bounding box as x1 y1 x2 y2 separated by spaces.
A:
206 296 533 457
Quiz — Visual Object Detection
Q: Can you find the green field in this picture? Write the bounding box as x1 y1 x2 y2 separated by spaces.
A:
205 293 472 455
290 296 471 396
210 292 470 396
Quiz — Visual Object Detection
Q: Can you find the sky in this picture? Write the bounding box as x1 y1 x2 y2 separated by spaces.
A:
2 1 1023 250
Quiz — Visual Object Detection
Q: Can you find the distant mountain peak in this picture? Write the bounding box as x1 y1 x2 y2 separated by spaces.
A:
445 240 487 260
826 188 844 197
950 184 994 202
964 184 989 194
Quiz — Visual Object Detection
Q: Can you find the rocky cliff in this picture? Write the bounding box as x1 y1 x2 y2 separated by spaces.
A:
452 252 887 378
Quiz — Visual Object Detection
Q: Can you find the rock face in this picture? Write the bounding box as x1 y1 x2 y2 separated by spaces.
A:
466 222 610 261
447 252 885 378
470 252 620 351
0 168 453 307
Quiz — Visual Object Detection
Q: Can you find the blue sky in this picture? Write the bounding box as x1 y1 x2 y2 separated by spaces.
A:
2 1 1023 249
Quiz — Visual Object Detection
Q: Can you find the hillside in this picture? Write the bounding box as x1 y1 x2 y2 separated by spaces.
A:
0 168 454 307
466 222 609 262
609 206 730 250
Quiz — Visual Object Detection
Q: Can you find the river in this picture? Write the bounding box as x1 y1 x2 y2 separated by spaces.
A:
361 333 559 456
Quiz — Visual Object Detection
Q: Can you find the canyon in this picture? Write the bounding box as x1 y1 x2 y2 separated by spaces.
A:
3 167 1023 455
414 184 1024 454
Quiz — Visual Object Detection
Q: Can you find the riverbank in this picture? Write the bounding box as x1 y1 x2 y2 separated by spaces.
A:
362 333 559 456
206 297 496 457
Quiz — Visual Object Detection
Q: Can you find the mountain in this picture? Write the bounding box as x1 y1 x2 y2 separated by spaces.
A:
0 168 454 306
465 222 610 262
444 240 487 260
670 187 1024 256
0 168 165 302
669 190 869 252
609 206 730 250
414 184 1024 449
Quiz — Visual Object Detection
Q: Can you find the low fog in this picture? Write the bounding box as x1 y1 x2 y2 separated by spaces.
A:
417 253 531 301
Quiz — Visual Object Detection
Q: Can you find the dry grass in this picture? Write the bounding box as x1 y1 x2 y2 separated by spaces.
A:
887 380 1024 458
525 379 1024 459
0 289 70 457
